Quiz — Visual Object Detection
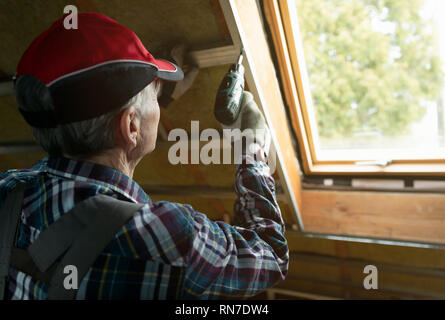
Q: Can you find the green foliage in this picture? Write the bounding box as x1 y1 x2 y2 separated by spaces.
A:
295 0 444 139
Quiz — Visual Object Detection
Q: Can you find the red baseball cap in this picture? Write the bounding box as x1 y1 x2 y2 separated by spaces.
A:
15 12 184 128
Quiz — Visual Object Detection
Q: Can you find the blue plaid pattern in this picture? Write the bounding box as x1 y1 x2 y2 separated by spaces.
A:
0 156 288 299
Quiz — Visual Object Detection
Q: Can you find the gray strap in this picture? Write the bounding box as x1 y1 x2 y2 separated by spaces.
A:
28 206 84 272
33 195 144 300
10 248 57 283
0 182 26 300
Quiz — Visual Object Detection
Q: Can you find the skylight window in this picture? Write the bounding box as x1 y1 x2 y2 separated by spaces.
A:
294 0 445 164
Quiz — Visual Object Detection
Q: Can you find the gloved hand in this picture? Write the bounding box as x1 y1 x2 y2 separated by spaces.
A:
221 91 271 161
158 44 199 107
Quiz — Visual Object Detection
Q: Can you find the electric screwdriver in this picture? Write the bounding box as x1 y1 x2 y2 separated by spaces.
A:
214 50 245 125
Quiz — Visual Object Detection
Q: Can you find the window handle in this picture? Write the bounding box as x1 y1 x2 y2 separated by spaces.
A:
355 159 392 167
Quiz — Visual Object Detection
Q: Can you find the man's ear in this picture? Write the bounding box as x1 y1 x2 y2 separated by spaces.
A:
117 106 140 150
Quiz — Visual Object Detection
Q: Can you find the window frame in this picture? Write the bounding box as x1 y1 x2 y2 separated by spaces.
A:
220 0 445 246
264 0 445 176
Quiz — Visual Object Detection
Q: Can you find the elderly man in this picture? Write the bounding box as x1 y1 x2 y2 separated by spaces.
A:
0 13 288 300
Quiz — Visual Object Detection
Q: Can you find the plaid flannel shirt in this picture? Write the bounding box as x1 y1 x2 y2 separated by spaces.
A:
0 156 288 299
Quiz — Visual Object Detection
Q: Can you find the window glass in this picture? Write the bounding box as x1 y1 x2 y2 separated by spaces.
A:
295 0 445 161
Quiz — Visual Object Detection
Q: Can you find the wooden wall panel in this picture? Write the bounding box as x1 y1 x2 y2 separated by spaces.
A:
161 65 229 133
0 152 45 172
301 190 445 244
0 0 73 75
92 0 230 53
287 232 445 269
281 232 445 299
0 95 33 142
280 257 445 299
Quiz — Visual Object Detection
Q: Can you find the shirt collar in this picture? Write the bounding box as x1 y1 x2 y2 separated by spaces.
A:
45 156 150 203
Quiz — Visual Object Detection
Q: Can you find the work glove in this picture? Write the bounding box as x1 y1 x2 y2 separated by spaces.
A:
221 91 271 162
158 44 199 107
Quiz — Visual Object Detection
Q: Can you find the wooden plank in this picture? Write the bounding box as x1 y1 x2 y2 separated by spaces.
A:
286 231 445 269
157 122 169 141
267 287 340 300
0 142 42 154
263 0 313 174
290 252 445 279
141 184 287 202
303 182 445 194
0 78 13 96
278 273 445 299
189 45 239 68
209 0 232 43
74 0 99 12
273 0 320 170
0 95 34 142
219 0 303 229
284 246 445 299
310 163 445 176
301 190 445 244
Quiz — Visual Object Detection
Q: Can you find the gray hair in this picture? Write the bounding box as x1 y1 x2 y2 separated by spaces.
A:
15 75 153 158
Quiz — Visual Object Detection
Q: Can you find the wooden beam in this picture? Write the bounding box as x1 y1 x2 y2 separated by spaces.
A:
290 251 445 279
279 273 445 299
74 0 99 12
142 184 235 198
267 287 340 300
157 121 169 141
283 249 445 299
303 181 445 194
209 0 232 43
0 142 42 154
219 0 303 229
261 0 312 175
286 231 445 267
310 162 445 176
0 78 13 96
301 190 445 244
274 231 445 299
141 184 287 202
189 45 239 68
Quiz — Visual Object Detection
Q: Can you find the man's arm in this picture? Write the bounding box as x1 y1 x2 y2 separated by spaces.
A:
182 91 288 299
182 157 288 299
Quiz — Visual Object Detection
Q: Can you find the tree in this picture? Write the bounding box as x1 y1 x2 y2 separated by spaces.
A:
295 0 443 141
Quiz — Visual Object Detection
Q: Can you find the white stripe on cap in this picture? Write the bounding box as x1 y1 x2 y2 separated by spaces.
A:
47 59 177 87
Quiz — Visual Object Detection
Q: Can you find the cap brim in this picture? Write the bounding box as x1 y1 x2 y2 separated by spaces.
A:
19 59 185 128
49 61 166 125
154 58 184 82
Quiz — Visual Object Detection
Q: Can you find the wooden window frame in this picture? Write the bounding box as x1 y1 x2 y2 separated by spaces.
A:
218 0 305 231
220 0 445 246
264 0 445 176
